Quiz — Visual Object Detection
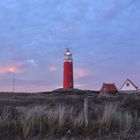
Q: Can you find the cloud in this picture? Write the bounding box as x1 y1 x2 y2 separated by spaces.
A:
8 66 17 73
74 68 90 79
48 66 57 72
25 59 37 67
95 0 134 21
0 65 23 76
0 60 27 76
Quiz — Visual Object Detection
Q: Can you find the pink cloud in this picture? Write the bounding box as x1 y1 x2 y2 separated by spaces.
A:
0 66 16 76
74 68 90 79
0 65 24 76
48 66 57 72
8 66 17 73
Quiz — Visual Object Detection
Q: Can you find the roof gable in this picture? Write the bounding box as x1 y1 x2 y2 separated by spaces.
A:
120 79 138 91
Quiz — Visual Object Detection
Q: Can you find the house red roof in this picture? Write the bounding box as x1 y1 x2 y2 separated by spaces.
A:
100 83 118 95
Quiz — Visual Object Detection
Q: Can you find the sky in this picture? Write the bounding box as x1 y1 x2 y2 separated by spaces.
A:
0 0 140 92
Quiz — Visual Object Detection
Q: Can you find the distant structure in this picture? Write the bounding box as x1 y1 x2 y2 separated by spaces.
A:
100 83 118 96
119 79 138 94
63 49 73 89
9 66 17 93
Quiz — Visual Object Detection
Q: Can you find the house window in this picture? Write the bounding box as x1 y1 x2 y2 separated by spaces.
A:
126 83 129 87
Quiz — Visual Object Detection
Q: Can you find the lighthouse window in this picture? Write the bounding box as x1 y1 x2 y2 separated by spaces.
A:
126 83 129 87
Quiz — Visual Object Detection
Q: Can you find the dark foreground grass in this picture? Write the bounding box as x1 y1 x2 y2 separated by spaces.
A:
0 90 140 140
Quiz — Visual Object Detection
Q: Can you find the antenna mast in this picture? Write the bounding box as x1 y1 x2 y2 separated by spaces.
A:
13 71 16 93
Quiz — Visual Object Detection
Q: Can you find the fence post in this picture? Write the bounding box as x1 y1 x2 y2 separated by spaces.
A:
84 97 89 127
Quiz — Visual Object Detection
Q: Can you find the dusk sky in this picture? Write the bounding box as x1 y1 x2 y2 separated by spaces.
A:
0 0 140 92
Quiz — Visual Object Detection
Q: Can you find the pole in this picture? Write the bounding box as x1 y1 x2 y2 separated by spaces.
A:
84 97 89 127
13 72 15 93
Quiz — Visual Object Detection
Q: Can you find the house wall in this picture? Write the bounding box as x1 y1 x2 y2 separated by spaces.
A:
120 80 137 91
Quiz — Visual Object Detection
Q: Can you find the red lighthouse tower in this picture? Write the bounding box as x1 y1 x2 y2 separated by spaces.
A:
63 49 73 89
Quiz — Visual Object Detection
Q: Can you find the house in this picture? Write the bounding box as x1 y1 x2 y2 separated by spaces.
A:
100 83 118 96
119 79 138 94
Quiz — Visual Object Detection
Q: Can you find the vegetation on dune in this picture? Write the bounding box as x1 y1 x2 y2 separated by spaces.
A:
0 91 140 140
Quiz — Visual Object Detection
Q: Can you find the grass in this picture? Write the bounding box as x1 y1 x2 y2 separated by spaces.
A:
0 105 137 139
0 91 140 140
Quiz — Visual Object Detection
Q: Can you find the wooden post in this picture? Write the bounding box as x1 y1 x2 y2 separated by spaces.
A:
84 97 89 127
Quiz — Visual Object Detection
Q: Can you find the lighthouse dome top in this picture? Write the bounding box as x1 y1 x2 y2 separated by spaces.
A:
64 48 73 61
65 48 72 55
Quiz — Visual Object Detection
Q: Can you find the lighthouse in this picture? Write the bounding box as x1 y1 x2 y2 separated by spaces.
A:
63 49 73 89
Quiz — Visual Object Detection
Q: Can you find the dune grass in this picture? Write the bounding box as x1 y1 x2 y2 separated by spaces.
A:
0 93 140 140
0 103 138 140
